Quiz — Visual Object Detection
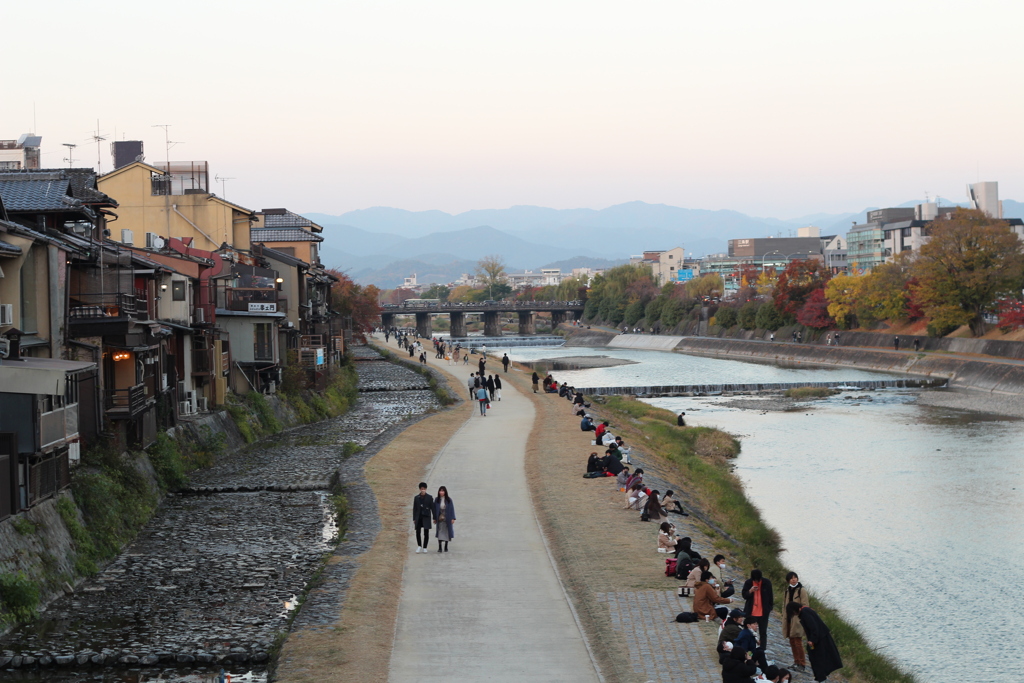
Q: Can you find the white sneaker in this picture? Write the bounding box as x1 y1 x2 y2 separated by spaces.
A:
415 547 422 553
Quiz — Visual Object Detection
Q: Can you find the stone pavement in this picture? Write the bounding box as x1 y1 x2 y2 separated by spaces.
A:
386 338 601 683
598 590 720 683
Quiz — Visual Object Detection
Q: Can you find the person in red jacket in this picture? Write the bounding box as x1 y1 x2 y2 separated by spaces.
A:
594 421 608 444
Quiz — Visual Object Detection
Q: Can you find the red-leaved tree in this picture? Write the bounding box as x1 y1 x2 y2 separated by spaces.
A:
997 299 1024 331
774 259 831 320
796 288 833 329
326 269 381 342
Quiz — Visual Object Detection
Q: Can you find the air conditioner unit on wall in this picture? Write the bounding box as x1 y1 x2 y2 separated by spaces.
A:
145 232 165 249
179 401 194 415
121 229 134 245
0 303 12 326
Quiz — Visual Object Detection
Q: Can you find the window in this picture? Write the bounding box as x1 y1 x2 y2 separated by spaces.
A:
172 281 186 301
901 228 912 237
254 323 274 361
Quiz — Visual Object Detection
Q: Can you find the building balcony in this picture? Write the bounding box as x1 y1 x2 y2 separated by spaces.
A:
39 404 79 450
68 292 142 320
217 286 287 314
105 383 147 418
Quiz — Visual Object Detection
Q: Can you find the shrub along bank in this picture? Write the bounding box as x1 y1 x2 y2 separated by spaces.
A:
594 395 914 683
0 362 362 628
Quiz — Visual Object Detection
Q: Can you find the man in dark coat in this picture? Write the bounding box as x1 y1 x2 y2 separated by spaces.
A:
502 353 510 372
741 569 774 649
412 482 434 553
788 603 843 681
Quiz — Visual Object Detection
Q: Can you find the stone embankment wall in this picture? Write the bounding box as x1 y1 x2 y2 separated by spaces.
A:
562 327 1024 395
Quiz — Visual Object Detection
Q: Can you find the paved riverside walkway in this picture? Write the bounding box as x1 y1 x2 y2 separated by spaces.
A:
386 342 601 682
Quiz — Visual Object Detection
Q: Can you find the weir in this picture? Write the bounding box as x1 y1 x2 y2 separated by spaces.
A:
577 377 947 397
443 335 566 348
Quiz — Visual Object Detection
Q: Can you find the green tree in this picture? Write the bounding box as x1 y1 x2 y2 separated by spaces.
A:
685 273 724 299
754 301 785 330
911 209 1024 336
475 255 508 298
737 301 760 329
420 284 451 301
714 306 738 328
624 299 646 326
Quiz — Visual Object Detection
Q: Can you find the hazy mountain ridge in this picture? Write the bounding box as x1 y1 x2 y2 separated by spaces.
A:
305 199 1022 287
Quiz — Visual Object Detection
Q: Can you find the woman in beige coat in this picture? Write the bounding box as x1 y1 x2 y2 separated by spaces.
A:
781 571 809 671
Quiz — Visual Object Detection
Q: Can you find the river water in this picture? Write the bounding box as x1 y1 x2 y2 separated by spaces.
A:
507 345 1024 683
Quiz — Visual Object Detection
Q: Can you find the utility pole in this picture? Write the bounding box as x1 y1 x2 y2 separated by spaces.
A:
62 143 77 168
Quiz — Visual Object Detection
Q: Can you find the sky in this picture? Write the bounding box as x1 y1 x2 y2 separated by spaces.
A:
4 0 1023 219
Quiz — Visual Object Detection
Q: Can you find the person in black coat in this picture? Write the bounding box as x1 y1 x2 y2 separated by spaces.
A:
721 646 758 683
787 603 843 682
741 569 774 649
486 374 496 401
411 482 434 553
677 411 686 426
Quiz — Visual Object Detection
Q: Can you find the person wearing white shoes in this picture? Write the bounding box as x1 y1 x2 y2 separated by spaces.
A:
412 482 434 553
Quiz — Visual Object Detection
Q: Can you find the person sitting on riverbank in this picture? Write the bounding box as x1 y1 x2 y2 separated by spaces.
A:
586 452 603 474
711 555 735 597
643 489 668 524
661 490 689 516
581 414 595 432
594 420 608 443
613 436 632 464
616 466 631 490
676 536 701 563
658 522 678 553
735 618 767 671
682 557 710 596
677 411 686 426
722 647 757 682
626 483 647 510
603 452 625 476
717 608 745 650
624 467 643 490
693 570 732 621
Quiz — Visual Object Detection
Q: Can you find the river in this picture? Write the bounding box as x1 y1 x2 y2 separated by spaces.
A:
508 344 1024 683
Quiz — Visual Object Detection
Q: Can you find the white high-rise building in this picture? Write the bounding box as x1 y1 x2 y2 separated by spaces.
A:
967 181 1003 219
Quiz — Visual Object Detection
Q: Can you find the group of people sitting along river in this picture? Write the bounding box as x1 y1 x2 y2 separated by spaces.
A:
576 389 844 682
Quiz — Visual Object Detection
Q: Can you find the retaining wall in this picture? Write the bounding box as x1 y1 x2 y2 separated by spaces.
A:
607 335 684 351
672 338 1024 395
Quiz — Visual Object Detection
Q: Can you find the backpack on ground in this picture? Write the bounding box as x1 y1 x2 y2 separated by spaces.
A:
675 612 699 623
664 558 677 576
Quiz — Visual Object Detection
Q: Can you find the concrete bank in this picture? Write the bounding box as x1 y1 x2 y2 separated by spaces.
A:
564 328 1024 396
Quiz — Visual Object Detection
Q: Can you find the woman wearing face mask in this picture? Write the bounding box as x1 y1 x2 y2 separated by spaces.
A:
433 486 456 553
721 646 757 683
782 571 809 672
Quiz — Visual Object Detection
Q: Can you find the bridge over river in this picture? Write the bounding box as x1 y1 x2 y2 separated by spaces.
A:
381 300 585 338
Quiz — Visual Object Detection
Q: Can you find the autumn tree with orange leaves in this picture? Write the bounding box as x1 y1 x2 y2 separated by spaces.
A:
325 269 381 342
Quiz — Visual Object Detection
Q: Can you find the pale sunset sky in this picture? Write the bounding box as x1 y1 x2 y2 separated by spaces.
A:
5 0 1022 218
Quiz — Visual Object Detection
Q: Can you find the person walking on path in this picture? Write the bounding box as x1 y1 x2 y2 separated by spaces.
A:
741 569 774 649
467 373 476 400
786 603 843 682
478 356 486 376
532 371 540 393
412 482 434 553
476 386 489 416
894 335 900 351
433 486 455 552
462 352 469 365
486 374 496 401
782 571 809 671
493 374 502 401
502 353 510 372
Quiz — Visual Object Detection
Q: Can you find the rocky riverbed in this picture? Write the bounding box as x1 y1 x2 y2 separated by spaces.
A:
0 347 441 683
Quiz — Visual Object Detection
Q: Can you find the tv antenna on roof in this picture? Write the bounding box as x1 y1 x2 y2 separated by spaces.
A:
62 143 77 168
87 120 108 173
215 174 235 199
151 124 183 172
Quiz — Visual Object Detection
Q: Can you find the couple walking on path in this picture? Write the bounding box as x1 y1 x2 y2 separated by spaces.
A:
411 483 456 553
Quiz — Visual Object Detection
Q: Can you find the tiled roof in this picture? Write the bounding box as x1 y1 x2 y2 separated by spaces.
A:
0 239 23 257
0 173 85 213
251 227 323 243
261 208 323 232
63 169 117 206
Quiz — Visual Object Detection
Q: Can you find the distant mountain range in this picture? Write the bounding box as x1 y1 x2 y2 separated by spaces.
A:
306 198 1023 288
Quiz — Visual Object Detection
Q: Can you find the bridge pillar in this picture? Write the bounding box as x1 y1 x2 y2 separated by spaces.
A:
572 309 583 322
483 311 501 337
518 311 535 335
449 311 467 338
415 312 432 338
381 313 395 330
551 310 567 328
